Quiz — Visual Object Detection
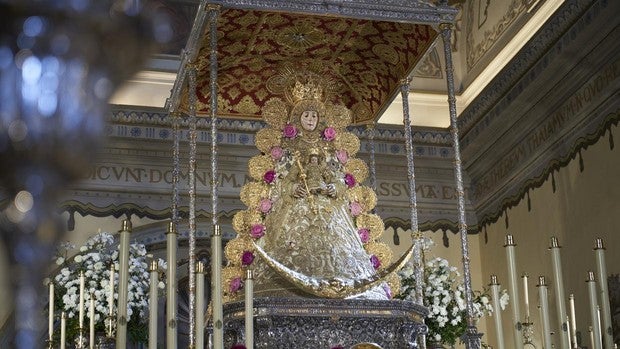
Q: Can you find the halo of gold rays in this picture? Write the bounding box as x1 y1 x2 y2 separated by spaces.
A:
356 213 385 240
224 237 254 267
334 132 361 156
346 186 377 212
248 154 275 180
366 242 393 270
345 158 369 183
255 127 282 153
240 182 270 209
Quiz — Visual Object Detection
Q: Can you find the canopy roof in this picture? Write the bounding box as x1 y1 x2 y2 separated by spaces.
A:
172 1 457 125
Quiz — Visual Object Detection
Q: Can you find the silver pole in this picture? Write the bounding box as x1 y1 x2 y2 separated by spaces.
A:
115 219 132 348
187 64 199 348
366 123 377 192
439 23 481 348
399 78 426 348
207 5 223 349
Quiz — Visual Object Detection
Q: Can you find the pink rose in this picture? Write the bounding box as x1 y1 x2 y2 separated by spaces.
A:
323 127 336 141
370 255 381 270
349 202 363 216
263 170 276 184
344 173 356 188
241 251 255 266
336 149 348 164
358 228 370 243
270 146 283 160
283 123 298 139
250 224 265 238
229 277 242 293
259 198 272 213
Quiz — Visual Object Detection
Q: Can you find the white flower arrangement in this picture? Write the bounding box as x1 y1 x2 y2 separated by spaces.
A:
396 239 508 346
51 232 166 343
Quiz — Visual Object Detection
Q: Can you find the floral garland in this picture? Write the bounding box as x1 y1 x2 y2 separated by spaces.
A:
395 239 509 346
224 96 393 301
50 232 166 344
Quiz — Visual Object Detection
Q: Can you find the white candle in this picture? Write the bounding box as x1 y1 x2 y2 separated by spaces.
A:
108 263 114 337
538 276 553 349
195 262 205 349
149 260 159 349
60 312 66 349
597 306 602 344
549 237 569 349
245 269 254 349
590 326 595 349
522 273 530 320
587 271 603 349
569 294 577 347
89 294 95 349
212 224 224 349
79 271 85 329
116 219 132 349
504 235 524 349
166 221 178 349
594 238 614 348
565 315 571 349
490 275 505 349
48 282 54 341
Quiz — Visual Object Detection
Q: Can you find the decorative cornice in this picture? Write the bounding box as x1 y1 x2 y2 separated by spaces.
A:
477 112 619 229
458 0 593 139
205 0 458 24
108 109 454 146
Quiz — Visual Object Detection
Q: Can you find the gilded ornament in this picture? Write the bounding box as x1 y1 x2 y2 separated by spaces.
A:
334 132 360 156
224 237 254 266
235 95 261 115
255 127 282 153
356 213 385 240
385 272 401 297
222 265 245 300
346 186 377 211
248 154 275 180
325 102 351 130
240 182 269 209
345 158 369 183
366 242 393 269
262 97 289 128
232 210 248 235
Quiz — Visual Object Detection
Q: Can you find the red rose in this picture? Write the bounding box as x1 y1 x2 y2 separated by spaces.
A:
344 173 356 188
263 170 276 184
241 251 255 266
370 255 381 269
358 228 370 243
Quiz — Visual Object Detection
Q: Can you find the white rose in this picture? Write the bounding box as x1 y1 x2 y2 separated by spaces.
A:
56 257 65 265
74 255 83 263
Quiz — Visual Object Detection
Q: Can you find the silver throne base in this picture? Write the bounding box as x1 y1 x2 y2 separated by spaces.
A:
219 297 428 349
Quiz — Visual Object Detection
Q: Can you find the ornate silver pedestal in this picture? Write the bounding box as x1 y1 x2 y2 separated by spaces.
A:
220 298 428 349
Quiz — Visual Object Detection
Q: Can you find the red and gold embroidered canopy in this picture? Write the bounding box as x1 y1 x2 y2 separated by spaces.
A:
180 8 437 125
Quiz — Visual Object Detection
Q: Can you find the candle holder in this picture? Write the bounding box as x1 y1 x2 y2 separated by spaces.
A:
75 327 87 349
106 314 116 338
46 339 54 349
522 318 536 348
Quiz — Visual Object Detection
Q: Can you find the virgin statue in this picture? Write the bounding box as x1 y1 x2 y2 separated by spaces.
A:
222 70 398 301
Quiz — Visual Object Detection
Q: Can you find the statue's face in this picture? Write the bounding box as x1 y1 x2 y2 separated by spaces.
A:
300 110 318 131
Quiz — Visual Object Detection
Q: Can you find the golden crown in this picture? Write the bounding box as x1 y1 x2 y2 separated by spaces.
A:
291 79 324 102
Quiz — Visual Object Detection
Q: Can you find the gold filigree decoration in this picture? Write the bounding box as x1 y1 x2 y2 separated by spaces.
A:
255 127 282 153
356 213 385 240
366 242 393 269
386 272 401 297
222 266 245 301
232 210 248 235
345 158 368 183
224 237 254 266
240 182 269 209
346 186 377 211
325 102 352 130
334 132 360 156
262 97 289 128
278 22 324 49
248 154 275 180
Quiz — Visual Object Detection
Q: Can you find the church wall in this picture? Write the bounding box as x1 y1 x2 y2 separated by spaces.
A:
479 123 619 349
